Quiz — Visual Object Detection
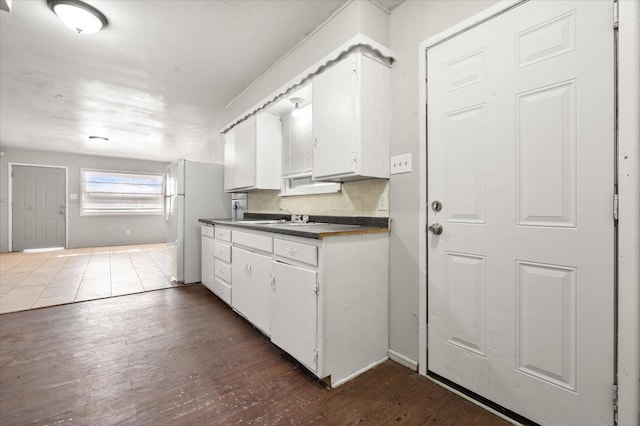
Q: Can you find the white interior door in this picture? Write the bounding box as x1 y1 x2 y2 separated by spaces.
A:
427 1 615 425
12 165 66 251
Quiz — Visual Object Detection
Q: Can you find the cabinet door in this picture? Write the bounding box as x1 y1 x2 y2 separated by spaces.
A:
233 116 256 189
223 129 236 191
271 261 318 372
232 247 271 335
201 237 215 292
312 56 357 179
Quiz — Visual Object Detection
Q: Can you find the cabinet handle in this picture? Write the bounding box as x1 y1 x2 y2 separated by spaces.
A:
288 247 298 257
269 273 276 290
313 137 318 148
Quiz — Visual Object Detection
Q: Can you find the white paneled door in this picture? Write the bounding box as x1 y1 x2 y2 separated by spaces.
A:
12 165 66 251
427 1 615 425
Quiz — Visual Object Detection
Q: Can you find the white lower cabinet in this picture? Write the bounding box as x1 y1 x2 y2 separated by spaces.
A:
271 261 318 373
232 246 272 336
214 277 232 305
208 225 389 387
212 225 232 306
201 225 215 293
271 232 389 387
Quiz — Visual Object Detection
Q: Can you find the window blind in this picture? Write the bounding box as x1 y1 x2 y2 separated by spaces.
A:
282 104 313 178
81 169 163 215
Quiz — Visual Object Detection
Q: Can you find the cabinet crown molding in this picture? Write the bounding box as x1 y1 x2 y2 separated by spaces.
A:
221 33 395 135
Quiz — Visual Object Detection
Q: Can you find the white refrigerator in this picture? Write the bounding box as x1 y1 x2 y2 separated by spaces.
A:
164 160 231 284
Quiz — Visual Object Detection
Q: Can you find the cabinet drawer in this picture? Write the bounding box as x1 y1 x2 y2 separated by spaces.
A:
214 277 232 306
233 230 272 253
214 259 231 282
215 227 231 242
274 238 317 267
201 224 214 238
214 241 231 262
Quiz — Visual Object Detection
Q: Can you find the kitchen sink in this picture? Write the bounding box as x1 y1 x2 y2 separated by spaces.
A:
267 222 360 228
235 220 324 226
234 220 360 229
235 220 285 224
272 222 321 226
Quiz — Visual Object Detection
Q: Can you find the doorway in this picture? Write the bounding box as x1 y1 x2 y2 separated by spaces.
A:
424 1 615 424
10 164 67 251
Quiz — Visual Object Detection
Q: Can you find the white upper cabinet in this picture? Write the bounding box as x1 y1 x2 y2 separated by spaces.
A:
312 50 391 181
224 112 282 192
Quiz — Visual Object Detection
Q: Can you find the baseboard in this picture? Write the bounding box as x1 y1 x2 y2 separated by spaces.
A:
387 349 418 371
330 356 388 388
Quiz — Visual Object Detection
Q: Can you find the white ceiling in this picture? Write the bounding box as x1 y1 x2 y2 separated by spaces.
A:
0 0 364 163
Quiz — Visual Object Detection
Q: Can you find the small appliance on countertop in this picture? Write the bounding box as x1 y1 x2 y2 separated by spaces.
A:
231 193 247 220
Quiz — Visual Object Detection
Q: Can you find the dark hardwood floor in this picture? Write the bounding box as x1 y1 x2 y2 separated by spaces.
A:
0 285 510 425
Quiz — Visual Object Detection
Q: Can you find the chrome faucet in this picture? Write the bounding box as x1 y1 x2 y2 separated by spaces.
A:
279 207 308 223
280 207 297 222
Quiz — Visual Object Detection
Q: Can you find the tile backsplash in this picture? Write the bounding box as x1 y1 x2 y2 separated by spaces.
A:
247 179 389 217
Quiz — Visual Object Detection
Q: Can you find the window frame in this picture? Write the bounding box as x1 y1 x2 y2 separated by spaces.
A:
280 104 341 197
80 168 164 216
280 173 341 197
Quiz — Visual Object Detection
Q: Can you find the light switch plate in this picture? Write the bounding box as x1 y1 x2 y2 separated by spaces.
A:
390 153 412 174
377 193 389 211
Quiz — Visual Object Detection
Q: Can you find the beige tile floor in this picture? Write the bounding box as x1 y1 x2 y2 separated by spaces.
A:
0 243 182 314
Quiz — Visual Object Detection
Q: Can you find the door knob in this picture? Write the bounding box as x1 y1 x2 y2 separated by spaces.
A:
428 223 443 235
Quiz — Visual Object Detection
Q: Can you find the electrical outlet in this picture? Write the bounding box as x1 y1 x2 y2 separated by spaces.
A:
390 153 412 174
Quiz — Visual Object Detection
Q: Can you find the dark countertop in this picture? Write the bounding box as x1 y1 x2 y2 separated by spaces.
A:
199 214 389 240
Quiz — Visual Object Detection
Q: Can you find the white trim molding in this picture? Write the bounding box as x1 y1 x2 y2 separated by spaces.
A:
388 349 418 371
616 1 640 424
221 33 396 134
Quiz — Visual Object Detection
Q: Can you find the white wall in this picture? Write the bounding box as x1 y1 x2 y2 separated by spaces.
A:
387 0 498 365
0 148 168 251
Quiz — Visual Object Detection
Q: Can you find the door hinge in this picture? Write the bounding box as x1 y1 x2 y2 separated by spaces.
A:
613 0 619 29
313 349 319 369
351 152 359 165
313 281 319 296
613 193 619 221
613 384 619 424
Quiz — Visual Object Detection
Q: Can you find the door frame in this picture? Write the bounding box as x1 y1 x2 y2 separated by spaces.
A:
8 162 69 252
416 0 640 424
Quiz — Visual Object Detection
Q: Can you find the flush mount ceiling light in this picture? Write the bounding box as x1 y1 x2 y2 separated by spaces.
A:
89 135 109 145
47 0 108 34
289 97 305 109
289 97 305 118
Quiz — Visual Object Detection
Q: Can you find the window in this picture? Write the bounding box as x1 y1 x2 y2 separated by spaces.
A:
281 104 340 196
81 169 163 215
